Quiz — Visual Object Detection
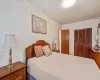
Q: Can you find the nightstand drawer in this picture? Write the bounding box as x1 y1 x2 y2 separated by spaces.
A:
93 53 100 69
14 68 25 80
1 75 13 80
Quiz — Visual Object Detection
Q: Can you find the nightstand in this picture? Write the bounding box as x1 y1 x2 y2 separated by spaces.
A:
52 49 60 52
0 61 26 80
92 49 100 69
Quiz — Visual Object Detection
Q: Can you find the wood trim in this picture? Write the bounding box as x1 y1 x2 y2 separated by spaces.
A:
58 30 60 51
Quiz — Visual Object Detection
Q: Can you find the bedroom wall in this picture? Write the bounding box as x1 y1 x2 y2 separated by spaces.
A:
61 19 100 55
0 0 60 67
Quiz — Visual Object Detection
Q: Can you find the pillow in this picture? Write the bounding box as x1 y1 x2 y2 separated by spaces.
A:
42 45 52 56
34 45 43 57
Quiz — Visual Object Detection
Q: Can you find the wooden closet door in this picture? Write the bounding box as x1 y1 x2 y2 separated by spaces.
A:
78 30 83 57
82 29 87 57
74 30 79 56
87 28 92 58
61 30 69 54
74 28 92 58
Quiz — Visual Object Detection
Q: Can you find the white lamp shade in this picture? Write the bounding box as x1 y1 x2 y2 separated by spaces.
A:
2 34 18 49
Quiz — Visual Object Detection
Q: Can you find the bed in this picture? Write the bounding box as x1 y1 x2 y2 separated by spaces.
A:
26 40 100 80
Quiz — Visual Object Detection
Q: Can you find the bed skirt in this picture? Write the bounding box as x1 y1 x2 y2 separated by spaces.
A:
28 73 36 80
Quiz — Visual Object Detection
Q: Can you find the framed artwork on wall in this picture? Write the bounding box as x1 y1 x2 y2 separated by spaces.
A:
32 14 47 34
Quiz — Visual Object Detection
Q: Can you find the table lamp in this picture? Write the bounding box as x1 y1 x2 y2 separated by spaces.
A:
52 38 58 51
94 23 100 50
2 34 18 71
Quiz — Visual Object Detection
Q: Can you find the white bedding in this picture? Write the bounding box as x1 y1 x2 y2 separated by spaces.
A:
27 52 100 80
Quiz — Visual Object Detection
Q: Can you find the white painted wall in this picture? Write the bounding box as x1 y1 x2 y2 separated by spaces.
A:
0 0 60 67
61 19 99 55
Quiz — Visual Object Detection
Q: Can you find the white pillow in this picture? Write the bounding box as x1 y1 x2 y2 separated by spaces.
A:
42 45 52 56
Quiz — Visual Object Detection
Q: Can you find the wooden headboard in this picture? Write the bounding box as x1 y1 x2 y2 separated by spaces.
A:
26 40 50 63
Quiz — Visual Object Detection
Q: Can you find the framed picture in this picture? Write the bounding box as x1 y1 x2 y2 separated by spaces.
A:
32 14 47 34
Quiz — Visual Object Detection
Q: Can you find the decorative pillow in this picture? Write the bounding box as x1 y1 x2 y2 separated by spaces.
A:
34 45 43 57
42 45 52 56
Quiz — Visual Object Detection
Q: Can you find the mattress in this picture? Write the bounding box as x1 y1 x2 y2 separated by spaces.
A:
27 52 100 80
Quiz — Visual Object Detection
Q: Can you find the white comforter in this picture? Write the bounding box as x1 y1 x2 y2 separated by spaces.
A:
27 52 100 80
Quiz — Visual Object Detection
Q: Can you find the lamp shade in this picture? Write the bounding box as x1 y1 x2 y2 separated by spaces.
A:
2 34 18 49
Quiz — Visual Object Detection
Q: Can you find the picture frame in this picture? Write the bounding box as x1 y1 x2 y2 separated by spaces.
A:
32 14 47 34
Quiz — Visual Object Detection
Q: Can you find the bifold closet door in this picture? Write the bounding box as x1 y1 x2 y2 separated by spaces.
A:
82 29 87 57
83 29 88 58
78 30 83 57
74 28 92 58
86 28 92 58
83 28 92 58
61 30 69 54
74 30 79 56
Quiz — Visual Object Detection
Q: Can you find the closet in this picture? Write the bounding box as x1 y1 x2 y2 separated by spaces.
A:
74 28 92 58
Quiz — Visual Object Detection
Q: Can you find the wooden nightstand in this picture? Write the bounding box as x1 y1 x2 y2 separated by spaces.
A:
0 61 26 80
91 49 100 69
52 49 60 52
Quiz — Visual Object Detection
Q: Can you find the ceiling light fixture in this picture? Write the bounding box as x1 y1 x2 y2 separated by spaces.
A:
61 0 76 8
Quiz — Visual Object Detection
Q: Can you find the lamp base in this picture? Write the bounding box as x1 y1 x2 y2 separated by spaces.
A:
7 64 14 72
7 48 14 72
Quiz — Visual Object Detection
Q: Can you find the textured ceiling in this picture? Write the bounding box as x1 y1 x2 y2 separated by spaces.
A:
28 0 100 24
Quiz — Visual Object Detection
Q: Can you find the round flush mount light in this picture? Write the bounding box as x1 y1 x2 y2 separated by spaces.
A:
61 0 76 8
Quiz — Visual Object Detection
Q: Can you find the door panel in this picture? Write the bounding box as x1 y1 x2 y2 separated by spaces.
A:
79 30 83 57
61 30 69 54
74 30 79 56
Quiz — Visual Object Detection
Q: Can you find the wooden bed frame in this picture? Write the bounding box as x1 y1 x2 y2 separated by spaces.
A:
26 40 50 63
